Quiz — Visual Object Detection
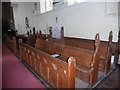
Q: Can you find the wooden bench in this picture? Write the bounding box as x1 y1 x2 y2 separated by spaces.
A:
4 34 17 54
32 26 116 74
63 31 117 73
37 28 114 73
53 33 100 86
26 28 51 47
19 39 76 88
34 26 65 54
27 26 117 74
48 30 114 73
35 33 100 86
35 35 54 54
27 30 36 47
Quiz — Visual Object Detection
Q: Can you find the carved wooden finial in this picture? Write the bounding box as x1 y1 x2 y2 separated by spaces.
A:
109 31 113 43
68 57 76 88
68 57 76 65
95 33 100 47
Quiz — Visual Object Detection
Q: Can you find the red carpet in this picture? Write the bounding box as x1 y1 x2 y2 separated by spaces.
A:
2 44 45 89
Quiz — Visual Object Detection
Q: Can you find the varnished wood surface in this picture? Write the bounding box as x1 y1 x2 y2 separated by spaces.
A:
35 33 100 86
19 39 76 88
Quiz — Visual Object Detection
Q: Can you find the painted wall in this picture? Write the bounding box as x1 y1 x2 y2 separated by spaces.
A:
12 2 118 42
12 2 33 34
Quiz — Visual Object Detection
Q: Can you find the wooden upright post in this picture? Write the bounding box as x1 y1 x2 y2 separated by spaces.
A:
67 57 76 89
90 33 100 85
106 31 113 73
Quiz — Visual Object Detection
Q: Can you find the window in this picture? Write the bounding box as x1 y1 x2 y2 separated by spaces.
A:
67 0 86 6
33 2 40 15
40 0 53 14
67 0 76 6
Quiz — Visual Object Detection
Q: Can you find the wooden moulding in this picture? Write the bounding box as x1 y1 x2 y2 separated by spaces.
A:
90 33 100 85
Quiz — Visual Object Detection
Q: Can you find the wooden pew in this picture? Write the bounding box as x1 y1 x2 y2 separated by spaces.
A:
4 33 17 54
28 26 64 47
53 33 100 86
28 26 116 74
56 31 115 73
19 39 76 88
27 28 50 47
35 26 115 73
34 26 64 53
35 36 54 54
35 33 100 86
36 30 43 39
47 26 118 72
27 30 36 47
33 27 45 40
46 27 118 73
35 27 51 40
34 27 65 54
41 28 113 73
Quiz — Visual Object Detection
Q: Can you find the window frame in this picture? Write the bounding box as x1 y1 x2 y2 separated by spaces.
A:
39 0 53 14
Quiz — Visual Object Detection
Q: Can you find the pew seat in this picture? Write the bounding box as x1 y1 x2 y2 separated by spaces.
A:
77 63 91 72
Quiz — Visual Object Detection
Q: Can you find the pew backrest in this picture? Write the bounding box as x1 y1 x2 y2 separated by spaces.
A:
35 36 54 54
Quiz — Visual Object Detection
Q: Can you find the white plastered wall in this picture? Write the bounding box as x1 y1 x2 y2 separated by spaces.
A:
12 2 33 34
12 2 119 42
